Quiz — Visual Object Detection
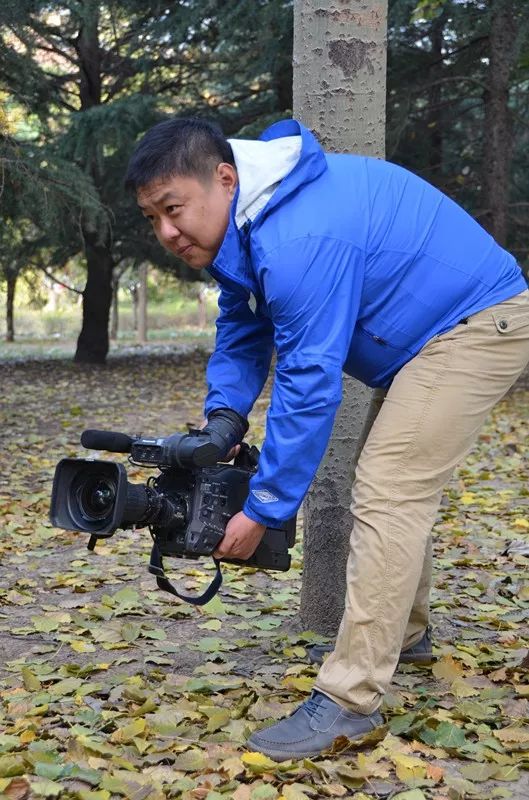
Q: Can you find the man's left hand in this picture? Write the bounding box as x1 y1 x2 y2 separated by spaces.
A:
213 511 266 561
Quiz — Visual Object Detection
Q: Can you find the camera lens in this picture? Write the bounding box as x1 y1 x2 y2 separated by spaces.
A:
77 475 116 521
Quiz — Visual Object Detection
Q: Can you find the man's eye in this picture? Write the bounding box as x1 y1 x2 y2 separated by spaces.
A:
167 205 180 213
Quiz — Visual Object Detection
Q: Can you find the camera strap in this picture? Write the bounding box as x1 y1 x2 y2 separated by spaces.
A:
148 541 223 605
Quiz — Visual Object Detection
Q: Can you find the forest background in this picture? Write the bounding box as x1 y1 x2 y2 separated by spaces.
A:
1 0 529 362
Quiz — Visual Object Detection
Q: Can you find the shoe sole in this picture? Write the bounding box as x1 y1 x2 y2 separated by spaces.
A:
245 743 325 762
398 653 436 665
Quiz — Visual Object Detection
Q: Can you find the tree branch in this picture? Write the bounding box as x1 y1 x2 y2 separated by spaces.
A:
33 263 83 295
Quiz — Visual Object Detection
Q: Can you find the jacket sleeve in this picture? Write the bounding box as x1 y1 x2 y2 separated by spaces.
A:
243 236 365 526
204 281 274 419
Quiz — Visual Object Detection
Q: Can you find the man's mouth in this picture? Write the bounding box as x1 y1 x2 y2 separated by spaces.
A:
177 244 193 258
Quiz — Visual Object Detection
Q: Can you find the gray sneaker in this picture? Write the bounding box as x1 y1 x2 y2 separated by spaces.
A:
246 690 383 761
308 626 435 666
398 626 435 665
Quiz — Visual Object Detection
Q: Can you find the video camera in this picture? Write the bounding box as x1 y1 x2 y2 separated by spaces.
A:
49 409 296 604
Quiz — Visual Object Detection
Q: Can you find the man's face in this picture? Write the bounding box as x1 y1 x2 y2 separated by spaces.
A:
136 163 237 270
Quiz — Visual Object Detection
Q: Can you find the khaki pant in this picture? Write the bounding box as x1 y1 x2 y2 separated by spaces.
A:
315 289 529 714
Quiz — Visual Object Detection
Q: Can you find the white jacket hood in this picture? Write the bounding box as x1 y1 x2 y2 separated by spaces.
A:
228 135 302 229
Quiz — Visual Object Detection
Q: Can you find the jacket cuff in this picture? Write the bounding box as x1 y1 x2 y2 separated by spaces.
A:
243 500 283 528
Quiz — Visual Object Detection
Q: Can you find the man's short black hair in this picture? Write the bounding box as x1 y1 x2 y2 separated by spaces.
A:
125 117 235 191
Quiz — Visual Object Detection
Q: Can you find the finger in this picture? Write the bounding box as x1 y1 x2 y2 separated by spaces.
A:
213 537 235 559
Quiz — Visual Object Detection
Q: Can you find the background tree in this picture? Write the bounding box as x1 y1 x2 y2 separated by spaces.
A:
388 0 529 270
294 0 389 633
0 0 293 362
0 119 103 341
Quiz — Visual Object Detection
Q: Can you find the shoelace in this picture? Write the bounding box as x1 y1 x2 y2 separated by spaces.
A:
299 693 325 722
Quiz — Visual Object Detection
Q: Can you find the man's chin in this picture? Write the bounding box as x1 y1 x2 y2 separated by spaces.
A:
178 248 209 270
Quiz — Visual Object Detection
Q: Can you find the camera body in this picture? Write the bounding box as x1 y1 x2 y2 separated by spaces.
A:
50 457 295 570
50 410 296 578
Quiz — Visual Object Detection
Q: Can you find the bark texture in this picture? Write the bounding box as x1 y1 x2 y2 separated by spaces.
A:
74 2 114 363
482 0 517 246
137 263 148 345
110 272 119 341
294 0 388 634
74 232 113 363
6 273 16 342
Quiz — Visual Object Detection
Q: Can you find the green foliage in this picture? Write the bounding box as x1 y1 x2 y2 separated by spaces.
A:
0 0 293 355
0 0 293 272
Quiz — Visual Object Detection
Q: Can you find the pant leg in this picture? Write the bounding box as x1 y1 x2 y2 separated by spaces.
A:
315 290 529 714
403 534 432 649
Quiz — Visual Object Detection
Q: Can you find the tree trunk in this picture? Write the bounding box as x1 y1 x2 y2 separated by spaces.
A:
110 271 119 341
6 273 16 343
74 234 113 363
482 0 517 246
73 3 114 363
294 0 388 634
137 263 148 344
427 13 445 180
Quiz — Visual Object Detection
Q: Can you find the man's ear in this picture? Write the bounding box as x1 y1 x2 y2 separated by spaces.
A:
216 162 238 197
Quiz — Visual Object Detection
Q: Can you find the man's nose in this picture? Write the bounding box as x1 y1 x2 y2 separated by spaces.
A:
158 217 180 244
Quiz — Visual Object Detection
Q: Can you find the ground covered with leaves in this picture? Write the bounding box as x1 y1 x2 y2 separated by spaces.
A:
0 349 528 800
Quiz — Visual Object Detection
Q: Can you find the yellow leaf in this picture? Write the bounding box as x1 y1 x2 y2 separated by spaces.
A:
450 677 480 698
392 753 427 783
282 785 310 800
513 518 529 529
494 725 529 744
241 751 279 772
70 640 96 653
432 655 464 682
460 492 476 505
281 676 314 693
110 718 146 743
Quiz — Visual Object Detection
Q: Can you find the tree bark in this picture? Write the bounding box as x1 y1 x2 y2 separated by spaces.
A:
482 0 517 246
427 13 445 179
74 233 113 363
73 2 114 363
110 271 119 341
137 263 148 344
294 0 388 634
6 273 16 343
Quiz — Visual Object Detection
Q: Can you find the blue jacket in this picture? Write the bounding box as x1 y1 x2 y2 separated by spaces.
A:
204 120 527 526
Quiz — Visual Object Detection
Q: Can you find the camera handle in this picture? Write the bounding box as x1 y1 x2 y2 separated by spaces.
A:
148 539 223 605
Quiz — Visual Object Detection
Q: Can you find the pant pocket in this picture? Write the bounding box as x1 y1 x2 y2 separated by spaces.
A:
492 308 529 335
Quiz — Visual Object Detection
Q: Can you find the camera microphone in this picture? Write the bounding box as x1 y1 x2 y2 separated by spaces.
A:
81 429 135 453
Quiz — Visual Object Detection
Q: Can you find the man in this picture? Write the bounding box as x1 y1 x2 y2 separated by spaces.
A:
125 117 529 761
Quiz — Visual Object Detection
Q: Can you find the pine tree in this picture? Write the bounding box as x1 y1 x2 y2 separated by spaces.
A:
0 0 293 361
